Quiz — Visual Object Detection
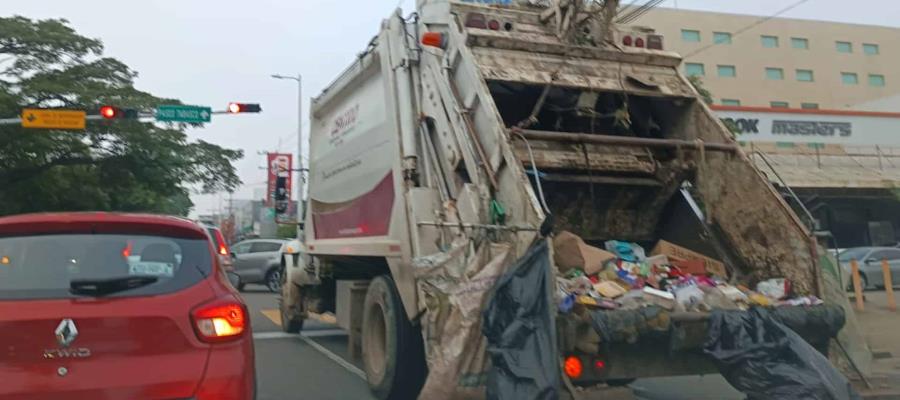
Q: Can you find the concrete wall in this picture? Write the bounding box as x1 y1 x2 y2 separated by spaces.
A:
631 8 900 109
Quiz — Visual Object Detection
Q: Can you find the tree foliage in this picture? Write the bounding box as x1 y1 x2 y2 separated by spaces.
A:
0 16 242 216
687 75 714 105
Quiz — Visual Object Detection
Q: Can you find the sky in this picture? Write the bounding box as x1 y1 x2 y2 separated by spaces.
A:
4 0 899 217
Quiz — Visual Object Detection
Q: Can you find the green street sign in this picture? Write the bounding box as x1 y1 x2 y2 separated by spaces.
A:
156 105 212 123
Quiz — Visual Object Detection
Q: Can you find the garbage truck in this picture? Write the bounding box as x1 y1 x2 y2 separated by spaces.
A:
279 0 860 398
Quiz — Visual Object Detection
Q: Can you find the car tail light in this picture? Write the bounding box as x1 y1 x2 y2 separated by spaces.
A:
647 35 664 50
213 229 229 256
622 35 633 46
594 359 606 371
465 13 487 29
488 19 500 30
564 356 583 379
635 37 645 48
191 298 247 343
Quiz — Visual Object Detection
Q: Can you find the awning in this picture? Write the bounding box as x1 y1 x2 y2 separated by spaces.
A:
746 143 900 190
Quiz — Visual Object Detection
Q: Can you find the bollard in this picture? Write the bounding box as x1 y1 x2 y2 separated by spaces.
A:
882 259 897 312
851 259 865 311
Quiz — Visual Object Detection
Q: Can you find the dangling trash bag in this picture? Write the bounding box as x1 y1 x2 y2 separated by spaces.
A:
704 307 861 400
482 240 559 400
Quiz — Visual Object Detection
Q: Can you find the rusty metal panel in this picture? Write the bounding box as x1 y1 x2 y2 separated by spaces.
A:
471 46 694 97
511 139 657 174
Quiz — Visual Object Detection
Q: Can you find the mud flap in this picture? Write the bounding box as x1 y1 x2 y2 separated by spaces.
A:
482 240 560 400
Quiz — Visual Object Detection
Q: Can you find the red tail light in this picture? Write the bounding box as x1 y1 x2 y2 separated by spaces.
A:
564 356 583 379
488 19 500 31
213 229 229 256
635 37 645 48
594 359 606 371
465 13 487 29
191 299 247 343
622 35 633 46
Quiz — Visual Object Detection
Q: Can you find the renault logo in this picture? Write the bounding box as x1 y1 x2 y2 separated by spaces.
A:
55 319 78 347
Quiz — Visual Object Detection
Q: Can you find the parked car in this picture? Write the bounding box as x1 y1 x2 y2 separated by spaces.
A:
231 239 287 292
839 247 900 290
0 213 255 399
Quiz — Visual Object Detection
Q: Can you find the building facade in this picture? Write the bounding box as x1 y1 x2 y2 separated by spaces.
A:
632 8 900 110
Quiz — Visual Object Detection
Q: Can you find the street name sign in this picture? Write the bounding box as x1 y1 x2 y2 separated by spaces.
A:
21 109 86 130
156 105 212 123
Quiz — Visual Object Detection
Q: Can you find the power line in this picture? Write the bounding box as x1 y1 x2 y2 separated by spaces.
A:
683 0 813 58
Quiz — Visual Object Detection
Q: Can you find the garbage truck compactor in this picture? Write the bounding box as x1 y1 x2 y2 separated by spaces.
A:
280 1 851 398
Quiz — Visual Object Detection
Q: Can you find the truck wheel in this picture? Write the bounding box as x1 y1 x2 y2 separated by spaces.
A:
362 276 426 400
279 273 305 334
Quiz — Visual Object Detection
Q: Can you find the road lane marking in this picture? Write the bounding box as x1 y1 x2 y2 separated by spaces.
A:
253 329 347 340
260 309 282 326
260 308 339 326
299 335 367 380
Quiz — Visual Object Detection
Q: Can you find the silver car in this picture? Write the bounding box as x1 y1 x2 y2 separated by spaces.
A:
839 247 900 290
230 239 287 292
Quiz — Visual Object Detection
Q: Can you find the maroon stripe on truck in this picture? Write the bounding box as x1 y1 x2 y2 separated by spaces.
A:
312 173 394 239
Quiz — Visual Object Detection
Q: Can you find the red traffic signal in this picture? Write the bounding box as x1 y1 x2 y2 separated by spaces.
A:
99 105 139 120
227 103 262 114
100 105 119 119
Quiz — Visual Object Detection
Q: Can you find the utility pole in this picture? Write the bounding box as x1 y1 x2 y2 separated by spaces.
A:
271 73 304 235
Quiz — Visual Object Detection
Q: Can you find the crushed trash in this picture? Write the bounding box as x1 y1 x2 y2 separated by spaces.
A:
552 233 828 315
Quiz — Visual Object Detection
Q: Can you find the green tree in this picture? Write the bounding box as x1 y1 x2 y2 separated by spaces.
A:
0 16 242 216
687 75 714 105
277 223 297 239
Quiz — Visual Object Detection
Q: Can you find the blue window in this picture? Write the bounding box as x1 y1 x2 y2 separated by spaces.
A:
836 41 853 53
791 38 809 49
842 72 859 85
713 32 732 45
761 35 779 48
869 74 886 87
685 63 705 77
721 99 741 106
682 30 701 43
770 101 789 108
864 43 880 55
766 68 784 80
717 65 736 78
796 69 814 82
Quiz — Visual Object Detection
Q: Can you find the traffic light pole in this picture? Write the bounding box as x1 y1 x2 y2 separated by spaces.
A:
271 73 304 233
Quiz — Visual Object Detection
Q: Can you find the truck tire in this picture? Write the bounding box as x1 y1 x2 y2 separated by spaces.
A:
362 276 426 400
265 267 282 293
279 271 305 334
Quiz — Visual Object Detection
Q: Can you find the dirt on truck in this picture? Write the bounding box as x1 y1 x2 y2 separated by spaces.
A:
280 1 867 399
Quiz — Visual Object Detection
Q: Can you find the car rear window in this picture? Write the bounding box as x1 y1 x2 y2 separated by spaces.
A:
0 234 212 300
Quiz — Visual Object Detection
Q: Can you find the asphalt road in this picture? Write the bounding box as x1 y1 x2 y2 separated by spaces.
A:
243 286 744 400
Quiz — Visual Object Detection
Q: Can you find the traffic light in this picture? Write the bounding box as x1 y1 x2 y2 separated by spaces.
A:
227 103 262 114
274 175 289 215
99 105 139 120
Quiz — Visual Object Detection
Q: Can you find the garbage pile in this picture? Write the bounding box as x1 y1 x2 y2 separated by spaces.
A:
553 231 823 314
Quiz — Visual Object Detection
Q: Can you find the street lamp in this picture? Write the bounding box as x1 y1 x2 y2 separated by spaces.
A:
271 73 304 232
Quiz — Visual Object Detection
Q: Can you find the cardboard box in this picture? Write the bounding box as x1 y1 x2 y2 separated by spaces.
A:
651 240 728 278
554 231 617 275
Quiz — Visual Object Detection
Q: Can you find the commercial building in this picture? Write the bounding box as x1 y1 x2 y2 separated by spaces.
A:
632 8 900 109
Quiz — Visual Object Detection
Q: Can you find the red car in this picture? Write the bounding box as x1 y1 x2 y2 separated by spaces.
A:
0 213 255 400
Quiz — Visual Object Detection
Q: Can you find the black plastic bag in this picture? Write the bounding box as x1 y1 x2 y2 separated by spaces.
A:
482 240 559 400
704 307 861 400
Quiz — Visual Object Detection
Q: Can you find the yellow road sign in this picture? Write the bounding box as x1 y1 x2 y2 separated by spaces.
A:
21 108 86 130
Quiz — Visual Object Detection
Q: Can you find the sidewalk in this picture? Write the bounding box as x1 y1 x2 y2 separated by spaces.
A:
850 290 900 399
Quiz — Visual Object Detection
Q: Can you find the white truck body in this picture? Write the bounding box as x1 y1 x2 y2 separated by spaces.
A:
280 1 860 398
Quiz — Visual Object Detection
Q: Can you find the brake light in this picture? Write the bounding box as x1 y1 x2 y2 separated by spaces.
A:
121 241 133 258
594 359 606 371
564 356 583 379
213 229 229 256
635 37 645 48
622 35 633 46
488 19 501 31
191 299 247 342
465 13 487 29
422 32 446 49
